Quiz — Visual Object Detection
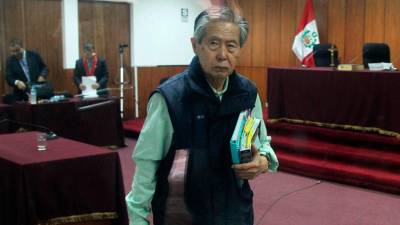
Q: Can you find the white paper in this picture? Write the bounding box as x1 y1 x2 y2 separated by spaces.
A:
82 76 98 98
368 62 394 71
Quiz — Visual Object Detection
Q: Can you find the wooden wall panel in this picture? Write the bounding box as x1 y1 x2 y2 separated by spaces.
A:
314 0 328 43
385 0 400 65
236 66 267 104
279 0 297 67
0 0 132 117
64 69 77 93
137 66 186 118
3 0 25 41
0 0 63 97
24 0 64 92
78 1 132 118
251 0 266 67
365 0 386 43
134 0 400 118
344 0 365 65
238 0 253 66
3 0 400 119
265 0 281 66
242 0 400 69
327 0 346 63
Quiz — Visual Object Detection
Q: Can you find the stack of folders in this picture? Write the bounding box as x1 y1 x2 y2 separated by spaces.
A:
230 110 261 164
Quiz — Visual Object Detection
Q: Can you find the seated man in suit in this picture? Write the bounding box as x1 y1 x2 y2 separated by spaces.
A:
73 42 109 96
5 38 49 102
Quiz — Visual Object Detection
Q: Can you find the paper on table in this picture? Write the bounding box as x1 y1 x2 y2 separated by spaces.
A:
82 76 98 98
368 62 394 71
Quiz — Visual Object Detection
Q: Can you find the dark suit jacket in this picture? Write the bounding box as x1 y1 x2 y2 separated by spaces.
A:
73 58 109 96
5 50 49 101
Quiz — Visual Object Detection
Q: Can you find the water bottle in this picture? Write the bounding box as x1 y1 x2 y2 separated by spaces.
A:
30 85 37 104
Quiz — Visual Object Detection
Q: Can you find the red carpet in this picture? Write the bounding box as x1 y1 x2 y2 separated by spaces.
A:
123 110 400 194
118 138 400 225
266 120 400 195
123 119 144 138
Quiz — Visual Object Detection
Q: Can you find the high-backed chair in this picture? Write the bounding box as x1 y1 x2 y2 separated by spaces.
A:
362 43 390 68
313 43 339 67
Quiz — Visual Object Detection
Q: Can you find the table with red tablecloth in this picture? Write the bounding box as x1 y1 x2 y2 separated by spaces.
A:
11 97 125 147
0 132 128 225
267 67 400 137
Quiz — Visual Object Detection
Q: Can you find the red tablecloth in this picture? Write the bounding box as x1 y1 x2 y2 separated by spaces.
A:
12 97 124 147
267 67 400 136
0 132 128 225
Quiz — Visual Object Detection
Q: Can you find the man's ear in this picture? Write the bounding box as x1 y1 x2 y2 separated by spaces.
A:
191 37 198 54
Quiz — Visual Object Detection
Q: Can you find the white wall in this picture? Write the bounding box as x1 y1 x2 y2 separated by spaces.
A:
62 0 211 68
62 0 79 69
132 0 209 66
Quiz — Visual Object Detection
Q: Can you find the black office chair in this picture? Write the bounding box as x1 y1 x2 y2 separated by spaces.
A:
362 43 390 68
313 43 339 67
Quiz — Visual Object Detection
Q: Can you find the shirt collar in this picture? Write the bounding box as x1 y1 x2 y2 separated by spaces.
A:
18 50 27 61
207 77 229 101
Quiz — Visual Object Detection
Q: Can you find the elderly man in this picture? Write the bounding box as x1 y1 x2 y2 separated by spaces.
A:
126 7 278 225
5 38 48 102
73 42 109 96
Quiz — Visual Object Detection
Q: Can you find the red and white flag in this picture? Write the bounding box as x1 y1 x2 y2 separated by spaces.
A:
292 0 319 67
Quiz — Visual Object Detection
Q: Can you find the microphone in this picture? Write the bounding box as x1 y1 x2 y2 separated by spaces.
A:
119 43 128 48
387 52 400 71
0 118 58 140
119 43 129 53
77 100 115 112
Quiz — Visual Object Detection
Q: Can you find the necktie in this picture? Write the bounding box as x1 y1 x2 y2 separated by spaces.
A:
19 58 31 82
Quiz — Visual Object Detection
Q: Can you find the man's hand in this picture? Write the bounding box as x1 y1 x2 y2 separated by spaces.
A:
37 75 46 82
16 80 26 90
232 144 269 180
79 84 86 91
91 83 99 90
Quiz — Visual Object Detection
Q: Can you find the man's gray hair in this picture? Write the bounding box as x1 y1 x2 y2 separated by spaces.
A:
193 7 249 47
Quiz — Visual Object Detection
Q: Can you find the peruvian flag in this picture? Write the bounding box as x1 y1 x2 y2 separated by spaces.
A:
292 0 319 67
